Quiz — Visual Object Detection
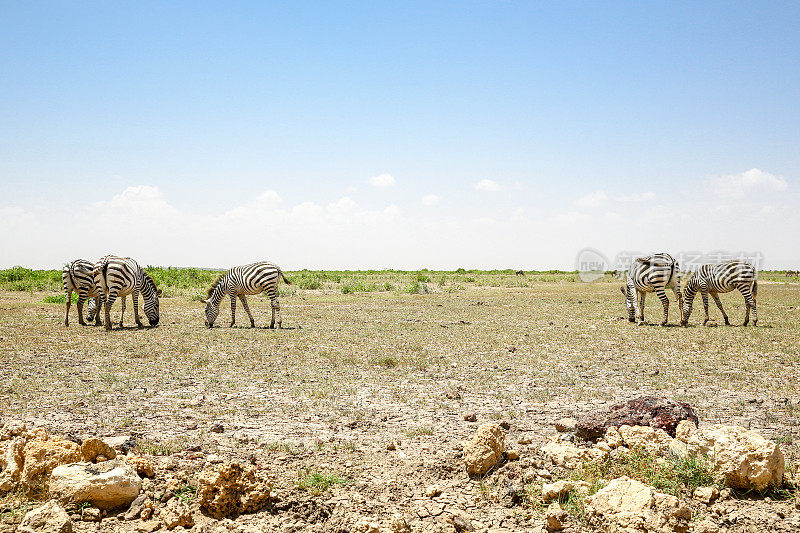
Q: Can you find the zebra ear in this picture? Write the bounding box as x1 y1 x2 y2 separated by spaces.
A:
200 298 209 304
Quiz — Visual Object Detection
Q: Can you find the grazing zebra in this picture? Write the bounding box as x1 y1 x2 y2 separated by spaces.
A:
94 255 162 330
620 253 684 326
515 270 525 276
62 259 103 326
202 262 291 328
681 261 757 326
787 270 799 278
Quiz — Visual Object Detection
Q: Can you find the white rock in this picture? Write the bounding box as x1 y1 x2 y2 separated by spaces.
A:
17 500 72 533
685 425 784 490
605 426 624 448
693 486 719 504
618 425 672 454
675 420 697 442
546 501 567 531
554 418 577 433
542 480 573 502
541 437 608 469
49 460 141 510
585 476 691 532
464 422 505 475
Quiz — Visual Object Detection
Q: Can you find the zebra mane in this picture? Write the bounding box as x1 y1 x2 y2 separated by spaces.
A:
206 274 226 298
142 270 158 290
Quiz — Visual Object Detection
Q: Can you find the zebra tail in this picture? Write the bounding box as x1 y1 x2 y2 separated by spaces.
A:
100 258 110 293
67 261 78 292
279 269 292 285
753 279 758 298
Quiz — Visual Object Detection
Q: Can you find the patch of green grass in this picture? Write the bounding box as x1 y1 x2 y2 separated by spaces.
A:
175 483 196 503
42 293 75 304
297 470 348 493
375 355 398 368
573 446 717 497
406 426 435 437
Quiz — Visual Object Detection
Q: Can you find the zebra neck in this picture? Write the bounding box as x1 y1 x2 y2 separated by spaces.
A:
209 278 229 306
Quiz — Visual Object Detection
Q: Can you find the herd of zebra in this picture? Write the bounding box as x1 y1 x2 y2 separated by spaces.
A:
62 253 760 331
62 256 289 330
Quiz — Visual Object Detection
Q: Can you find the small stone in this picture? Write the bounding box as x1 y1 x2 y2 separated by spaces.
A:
425 484 442 498
542 480 574 502
538 469 552 479
499 420 511 430
554 418 577 433
81 437 117 463
452 515 474 532
505 449 520 461
463 413 477 422
80 507 101 522
123 494 148 521
518 436 532 445
391 514 412 533
386 442 396 451
464 422 506 475
546 502 567 531
206 454 223 464
210 423 224 433
693 485 719 504
136 520 161 533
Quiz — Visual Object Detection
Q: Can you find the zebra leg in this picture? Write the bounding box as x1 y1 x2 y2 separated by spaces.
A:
270 298 282 329
673 280 685 325
94 297 103 326
76 291 88 326
701 289 710 326
711 293 730 325
119 295 127 328
64 289 72 326
739 283 757 326
638 292 646 323
132 291 143 328
230 295 237 327
239 295 255 328
104 292 118 331
655 288 670 325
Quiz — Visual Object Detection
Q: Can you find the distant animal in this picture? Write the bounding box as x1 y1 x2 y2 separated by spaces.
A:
202 261 291 328
62 259 103 326
682 261 757 326
620 253 683 326
515 270 525 276
787 270 799 277
94 255 162 330
609 269 621 279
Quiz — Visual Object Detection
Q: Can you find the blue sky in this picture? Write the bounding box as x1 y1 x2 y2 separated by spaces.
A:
1 2 798 269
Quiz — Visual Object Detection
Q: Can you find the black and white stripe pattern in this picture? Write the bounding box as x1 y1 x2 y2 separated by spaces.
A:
94 255 162 330
682 260 757 326
620 253 684 325
203 261 291 328
62 259 103 326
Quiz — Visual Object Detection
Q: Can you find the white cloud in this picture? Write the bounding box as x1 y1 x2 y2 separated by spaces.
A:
616 191 656 202
327 196 358 215
573 191 607 208
708 168 788 198
421 194 441 206
368 173 396 187
473 179 502 192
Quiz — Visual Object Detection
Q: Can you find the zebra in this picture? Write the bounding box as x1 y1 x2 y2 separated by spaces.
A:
202 261 291 328
94 255 162 330
62 259 103 326
681 260 757 326
787 270 799 278
515 270 525 276
620 253 684 326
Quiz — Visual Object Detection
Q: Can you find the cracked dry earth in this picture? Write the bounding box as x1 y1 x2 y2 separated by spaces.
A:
1 281 799 532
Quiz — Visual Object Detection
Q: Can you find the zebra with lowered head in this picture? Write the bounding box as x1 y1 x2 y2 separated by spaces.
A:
620 253 684 326
94 255 162 330
681 260 757 326
202 261 291 328
62 259 103 326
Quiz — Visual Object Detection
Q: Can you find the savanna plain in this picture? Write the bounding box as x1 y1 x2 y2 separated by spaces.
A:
0 268 799 532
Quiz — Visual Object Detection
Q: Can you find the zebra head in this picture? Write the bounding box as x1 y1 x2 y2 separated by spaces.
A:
142 273 162 326
86 298 97 322
620 285 635 322
681 272 698 326
203 298 219 328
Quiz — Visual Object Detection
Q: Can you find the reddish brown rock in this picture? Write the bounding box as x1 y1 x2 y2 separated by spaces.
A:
575 396 698 441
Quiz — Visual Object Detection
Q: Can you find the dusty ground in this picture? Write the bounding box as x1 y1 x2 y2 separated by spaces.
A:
1 280 799 531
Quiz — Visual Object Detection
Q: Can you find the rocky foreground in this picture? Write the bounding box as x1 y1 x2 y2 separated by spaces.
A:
1 397 799 532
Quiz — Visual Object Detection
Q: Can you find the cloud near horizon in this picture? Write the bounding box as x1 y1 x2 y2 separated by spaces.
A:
1 171 797 270
368 173 396 187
